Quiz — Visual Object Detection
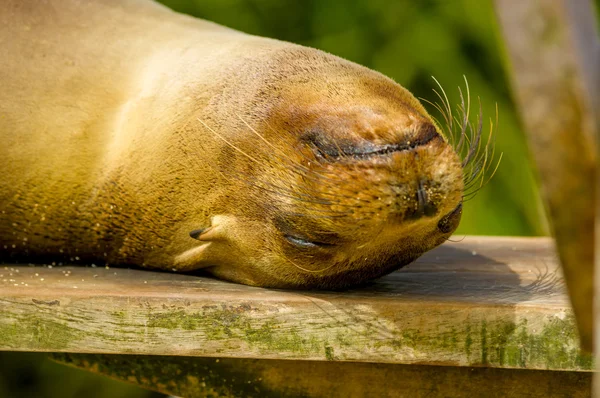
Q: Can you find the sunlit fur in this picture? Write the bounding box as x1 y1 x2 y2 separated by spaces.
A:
1 0 482 289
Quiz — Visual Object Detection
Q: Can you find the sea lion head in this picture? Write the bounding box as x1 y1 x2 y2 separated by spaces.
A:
177 48 486 289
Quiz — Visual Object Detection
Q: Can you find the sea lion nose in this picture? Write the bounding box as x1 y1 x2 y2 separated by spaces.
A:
438 203 463 233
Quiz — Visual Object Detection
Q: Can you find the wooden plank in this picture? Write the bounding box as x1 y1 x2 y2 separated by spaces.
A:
52 353 592 398
494 0 599 352
0 237 593 370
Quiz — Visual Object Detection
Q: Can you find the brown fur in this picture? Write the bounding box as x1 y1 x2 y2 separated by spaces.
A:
0 0 463 288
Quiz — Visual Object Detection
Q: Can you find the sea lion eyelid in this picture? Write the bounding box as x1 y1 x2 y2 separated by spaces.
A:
284 235 334 249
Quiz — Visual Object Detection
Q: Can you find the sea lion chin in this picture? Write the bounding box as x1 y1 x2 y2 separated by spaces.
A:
1 0 468 289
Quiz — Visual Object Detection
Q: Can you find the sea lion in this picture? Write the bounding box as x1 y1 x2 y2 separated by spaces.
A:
0 0 475 289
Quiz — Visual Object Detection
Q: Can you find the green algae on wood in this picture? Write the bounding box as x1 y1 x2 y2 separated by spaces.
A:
1 297 593 370
0 237 594 370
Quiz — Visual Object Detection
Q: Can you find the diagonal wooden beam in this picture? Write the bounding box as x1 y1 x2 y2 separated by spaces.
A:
495 0 599 352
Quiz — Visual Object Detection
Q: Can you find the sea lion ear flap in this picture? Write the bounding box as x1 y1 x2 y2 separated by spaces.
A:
174 218 231 271
188 226 225 241
188 215 231 242
175 215 245 271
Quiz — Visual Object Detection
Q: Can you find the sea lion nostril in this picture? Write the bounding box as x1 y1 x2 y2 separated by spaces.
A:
406 179 438 220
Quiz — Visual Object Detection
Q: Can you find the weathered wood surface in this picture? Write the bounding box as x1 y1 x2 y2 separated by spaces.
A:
0 236 593 370
495 0 599 352
53 353 592 398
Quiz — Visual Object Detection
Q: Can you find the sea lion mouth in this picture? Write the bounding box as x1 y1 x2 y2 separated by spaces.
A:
305 123 441 161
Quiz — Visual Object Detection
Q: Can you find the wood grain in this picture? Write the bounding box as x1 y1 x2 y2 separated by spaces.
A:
0 236 593 370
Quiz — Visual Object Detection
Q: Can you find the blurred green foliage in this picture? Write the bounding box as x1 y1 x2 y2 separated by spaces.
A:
4 1 599 397
0 352 163 398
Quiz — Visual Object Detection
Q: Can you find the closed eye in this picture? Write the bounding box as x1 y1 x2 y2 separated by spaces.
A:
284 235 335 249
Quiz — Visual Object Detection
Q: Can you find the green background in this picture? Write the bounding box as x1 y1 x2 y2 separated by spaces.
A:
2 0 598 397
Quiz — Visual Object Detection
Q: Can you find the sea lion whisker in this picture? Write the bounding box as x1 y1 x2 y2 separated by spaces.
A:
464 150 490 188
295 206 379 218
421 97 454 145
431 91 454 144
228 166 367 208
454 76 472 150
461 102 483 168
462 187 485 202
241 179 335 206
258 169 369 204
464 162 486 187
464 154 488 185
236 114 316 176
263 121 317 164
445 235 467 243
463 111 499 189
197 118 263 166
462 75 472 132
462 185 485 201
286 212 354 220
454 88 470 155
463 161 490 196
276 159 355 192
478 106 501 176
193 143 344 206
463 148 488 187
450 113 469 156
423 96 451 130
464 152 502 199
230 171 366 213
432 76 453 131
258 120 359 189
428 77 498 203
283 256 338 274
260 122 353 181
220 168 328 204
